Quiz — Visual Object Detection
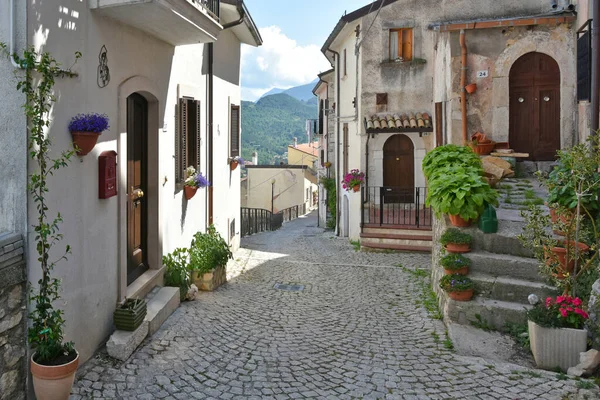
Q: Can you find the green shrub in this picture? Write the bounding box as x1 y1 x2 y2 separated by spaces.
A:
320 176 337 229
440 229 472 245
189 225 233 274
422 144 481 180
439 274 474 292
163 248 191 301
440 254 471 271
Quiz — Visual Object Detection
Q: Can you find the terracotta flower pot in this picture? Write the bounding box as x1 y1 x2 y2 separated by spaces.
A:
184 186 198 200
549 207 576 235
71 131 101 155
447 289 473 301
465 83 477 94
444 267 469 276
448 214 472 227
544 240 589 279
31 351 79 400
444 243 471 254
230 161 239 171
352 185 360 192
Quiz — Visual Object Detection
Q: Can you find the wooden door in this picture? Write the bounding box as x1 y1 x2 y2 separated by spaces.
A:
509 52 560 161
127 93 149 285
383 134 414 203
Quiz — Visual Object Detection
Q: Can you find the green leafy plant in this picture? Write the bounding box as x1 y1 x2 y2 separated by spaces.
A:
0 43 81 365
440 229 472 246
422 144 481 181
163 248 191 301
320 176 337 229
439 274 474 292
440 254 471 271
350 240 360 251
189 225 233 274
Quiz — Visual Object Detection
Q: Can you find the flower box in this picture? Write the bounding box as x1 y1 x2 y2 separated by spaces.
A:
528 320 587 371
114 298 147 331
192 264 227 291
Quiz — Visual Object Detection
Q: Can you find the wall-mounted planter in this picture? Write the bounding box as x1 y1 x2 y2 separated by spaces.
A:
192 264 227 291
352 185 360 193
71 131 101 155
113 298 147 331
230 161 239 171
465 83 477 94
184 186 198 200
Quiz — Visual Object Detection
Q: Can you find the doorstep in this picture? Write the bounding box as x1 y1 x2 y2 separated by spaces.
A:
126 266 165 300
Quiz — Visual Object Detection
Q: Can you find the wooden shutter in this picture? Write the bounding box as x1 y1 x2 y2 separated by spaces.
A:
230 105 240 157
577 30 591 102
343 49 347 76
176 98 188 184
343 123 349 176
319 100 324 135
195 100 201 171
403 29 413 61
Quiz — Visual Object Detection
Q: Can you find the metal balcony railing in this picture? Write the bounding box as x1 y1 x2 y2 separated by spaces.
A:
193 0 220 21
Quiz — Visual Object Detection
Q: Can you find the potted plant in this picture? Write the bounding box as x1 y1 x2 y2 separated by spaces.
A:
183 166 210 200
68 113 109 155
528 295 589 371
324 161 332 168
113 298 147 331
3 45 83 399
229 156 245 171
465 83 477 94
440 228 472 253
440 253 471 275
469 132 495 155
545 240 590 280
342 169 365 192
439 274 474 301
163 248 192 301
189 225 233 291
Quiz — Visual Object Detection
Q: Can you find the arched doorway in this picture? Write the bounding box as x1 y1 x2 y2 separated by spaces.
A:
509 52 560 161
383 134 414 202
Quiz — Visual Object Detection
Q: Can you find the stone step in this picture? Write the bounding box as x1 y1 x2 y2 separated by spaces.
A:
443 295 530 332
145 286 180 336
462 220 533 258
361 242 431 253
360 233 432 248
467 251 542 282
362 226 433 236
469 272 558 305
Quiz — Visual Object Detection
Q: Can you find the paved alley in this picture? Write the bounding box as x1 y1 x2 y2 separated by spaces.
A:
71 212 598 399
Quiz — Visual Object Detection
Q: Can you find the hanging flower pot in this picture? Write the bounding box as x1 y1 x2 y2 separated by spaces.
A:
230 160 239 171
68 113 110 156
465 83 477 94
342 169 365 192
448 214 473 227
184 186 198 200
352 185 360 192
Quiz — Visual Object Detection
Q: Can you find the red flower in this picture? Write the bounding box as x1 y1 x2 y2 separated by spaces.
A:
559 308 568 318
545 297 553 307
556 296 565 304
572 298 582 307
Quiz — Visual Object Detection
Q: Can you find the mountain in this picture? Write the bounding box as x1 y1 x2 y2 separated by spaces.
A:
241 93 317 165
259 79 319 102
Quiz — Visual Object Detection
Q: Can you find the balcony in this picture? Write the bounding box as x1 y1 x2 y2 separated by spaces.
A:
89 0 223 46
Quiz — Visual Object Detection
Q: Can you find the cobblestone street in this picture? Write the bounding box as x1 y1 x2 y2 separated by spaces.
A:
72 212 598 399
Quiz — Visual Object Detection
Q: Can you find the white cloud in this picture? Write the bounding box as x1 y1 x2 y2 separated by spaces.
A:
241 26 332 101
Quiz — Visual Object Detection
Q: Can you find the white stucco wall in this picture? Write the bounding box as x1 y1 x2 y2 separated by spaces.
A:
0 0 27 235
23 0 243 363
245 167 309 213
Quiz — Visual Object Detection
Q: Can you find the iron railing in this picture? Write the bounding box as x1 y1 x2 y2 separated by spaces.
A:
281 204 307 223
361 186 432 228
241 208 273 237
193 0 220 20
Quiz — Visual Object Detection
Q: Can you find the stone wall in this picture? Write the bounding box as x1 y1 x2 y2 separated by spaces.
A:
0 232 27 400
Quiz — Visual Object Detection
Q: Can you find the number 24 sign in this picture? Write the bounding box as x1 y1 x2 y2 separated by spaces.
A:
477 70 489 78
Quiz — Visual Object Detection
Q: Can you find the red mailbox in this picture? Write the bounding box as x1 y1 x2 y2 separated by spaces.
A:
99 150 118 199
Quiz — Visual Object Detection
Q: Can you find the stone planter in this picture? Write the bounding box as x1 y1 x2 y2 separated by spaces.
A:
528 320 587 371
31 351 79 400
192 264 227 291
114 298 147 331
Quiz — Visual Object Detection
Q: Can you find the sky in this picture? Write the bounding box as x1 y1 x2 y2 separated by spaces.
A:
240 0 372 101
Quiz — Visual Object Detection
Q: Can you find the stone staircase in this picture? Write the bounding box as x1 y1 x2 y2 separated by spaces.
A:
432 216 558 331
360 225 432 252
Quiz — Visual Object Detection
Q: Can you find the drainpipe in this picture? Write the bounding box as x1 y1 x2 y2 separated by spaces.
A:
208 43 214 226
328 49 341 236
460 30 468 144
591 1 600 136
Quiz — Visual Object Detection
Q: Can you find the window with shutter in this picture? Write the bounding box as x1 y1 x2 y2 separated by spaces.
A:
175 97 201 184
389 28 413 61
230 105 240 157
577 30 591 102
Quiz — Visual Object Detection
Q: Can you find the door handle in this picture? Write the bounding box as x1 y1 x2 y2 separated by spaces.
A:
131 187 144 201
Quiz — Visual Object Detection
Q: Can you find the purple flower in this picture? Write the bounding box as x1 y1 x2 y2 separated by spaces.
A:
194 172 210 188
68 113 110 133
237 157 245 165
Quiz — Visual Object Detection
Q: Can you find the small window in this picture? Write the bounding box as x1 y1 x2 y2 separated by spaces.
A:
389 28 413 61
343 48 347 77
376 93 388 113
230 105 240 157
578 30 591 102
175 97 201 184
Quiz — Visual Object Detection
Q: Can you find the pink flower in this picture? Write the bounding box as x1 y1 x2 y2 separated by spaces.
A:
574 308 589 319
566 306 573 312
556 296 565 304
559 308 568 318
572 298 582 307
545 297 553 307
